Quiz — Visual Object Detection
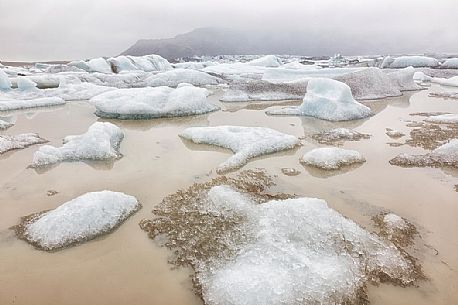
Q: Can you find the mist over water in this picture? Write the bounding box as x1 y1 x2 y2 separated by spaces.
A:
1 0 457 61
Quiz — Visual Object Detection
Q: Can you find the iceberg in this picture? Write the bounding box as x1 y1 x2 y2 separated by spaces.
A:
145 69 221 87
220 80 307 102
196 186 417 305
334 67 401 100
301 147 365 169
0 133 47 154
441 58 458 69
247 55 282 67
32 122 123 167
0 97 65 111
16 76 38 91
266 78 372 121
15 191 141 251
388 67 422 91
108 55 138 72
180 126 300 173
389 56 439 68
0 69 12 90
128 54 173 71
86 57 113 73
92 85 218 119
413 71 432 83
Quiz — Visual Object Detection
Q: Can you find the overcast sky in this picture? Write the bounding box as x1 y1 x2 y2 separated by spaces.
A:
1 0 457 61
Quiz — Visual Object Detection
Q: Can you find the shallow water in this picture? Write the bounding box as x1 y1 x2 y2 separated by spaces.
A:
0 87 457 305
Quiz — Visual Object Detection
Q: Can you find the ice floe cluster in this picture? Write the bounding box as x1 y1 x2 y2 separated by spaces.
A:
14 191 141 251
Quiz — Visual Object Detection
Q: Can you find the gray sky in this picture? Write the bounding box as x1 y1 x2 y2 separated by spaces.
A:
1 0 457 61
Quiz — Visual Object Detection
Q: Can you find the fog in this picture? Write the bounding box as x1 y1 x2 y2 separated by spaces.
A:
1 0 457 61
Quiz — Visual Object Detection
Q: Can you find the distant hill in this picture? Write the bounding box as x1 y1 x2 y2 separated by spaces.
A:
121 27 340 60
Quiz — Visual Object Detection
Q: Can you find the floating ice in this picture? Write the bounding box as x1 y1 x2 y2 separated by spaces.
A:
262 67 363 84
32 122 123 167
12 74 60 89
388 67 422 91
0 97 65 111
413 71 432 83
108 55 138 72
441 58 458 69
301 147 365 169
220 80 307 102
247 55 282 67
0 133 47 154
334 67 401 100
431 76 458 87
429 90 458 99
390 139 458 168
16 76 38 91
92 85 218 119
197 186 417 305
180 126 299 173
425 114 458 124
386 128 405 138
174 61 218 70
0 119 14 130
389 56 439 68
266 78 372 121
128 54 173 72
17 191 140 251
87 57 113 73
145 69 221 87
0 69 12 90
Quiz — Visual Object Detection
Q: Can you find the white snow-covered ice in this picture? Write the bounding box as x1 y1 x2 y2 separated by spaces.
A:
0 118 14 129
0 133 47 154
180 126 299 172
197 186 416 305
441 58 458 69
266 78 372 121
389 56 439 68
0 69 12 90
32 122 123 167
425 114 458 124
92 85 218 119
145 69 221 87
247 55 282 67
431 76 458 87
301 147 365 169
22 191 140 250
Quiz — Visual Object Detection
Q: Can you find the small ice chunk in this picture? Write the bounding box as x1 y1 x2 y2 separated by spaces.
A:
302 147 365 170
413 71 432 83
180 126 300 173
312 128 371 144
16 76 38 91
0 69 12 90
0 133 47 154
0 97 65 111
383 213 408 231
145 69 221 87
91 85 218 119
431 76 458 87
390 139 458 167
441 58 458 69
267 78 372 121
32 122 123 167
0 118 14 130
19 191 140 250
247 55 282 67
389 56 439 68
425 114 458 124
388 67 422 91
386 128 405 138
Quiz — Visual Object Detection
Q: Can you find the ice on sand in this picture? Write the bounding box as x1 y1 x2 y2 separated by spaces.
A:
266 78 372 121
17 191 141 251
32 122 123 167
0 97 65 111
92 85 218 119
0 133 47 154
301 147 365 169
180 126 299 173
197 186 417 305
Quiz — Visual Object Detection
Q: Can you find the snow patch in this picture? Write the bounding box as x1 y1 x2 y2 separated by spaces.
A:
301 147 365 169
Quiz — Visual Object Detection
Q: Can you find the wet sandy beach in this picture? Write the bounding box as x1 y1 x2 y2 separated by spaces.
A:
0 87 457 305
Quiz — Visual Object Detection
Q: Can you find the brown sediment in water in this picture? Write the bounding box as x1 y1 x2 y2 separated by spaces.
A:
404 122 458 150
389 153 458 168
140 169 423 305
311 129 371 145
12 203 142 252
387 142 404 147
